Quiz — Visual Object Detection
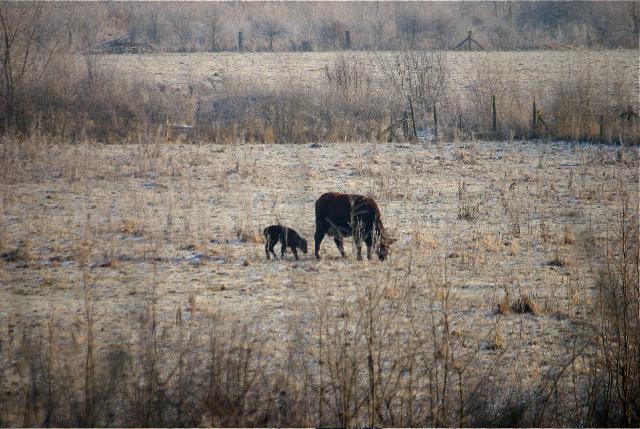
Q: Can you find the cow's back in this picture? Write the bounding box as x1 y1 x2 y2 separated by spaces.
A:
315 192 383 233
315 192 352 228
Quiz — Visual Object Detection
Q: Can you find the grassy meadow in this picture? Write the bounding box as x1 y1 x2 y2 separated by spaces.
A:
1 134 638 426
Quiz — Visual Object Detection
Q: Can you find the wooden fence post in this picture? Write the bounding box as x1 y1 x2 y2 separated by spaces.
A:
458 113 462 130
238 31 243 52
402 111 409 138
492 94 497 132
599 115 604 142
433 104 438 141
532 98 537 138
344 30 351 49
408 97 417 139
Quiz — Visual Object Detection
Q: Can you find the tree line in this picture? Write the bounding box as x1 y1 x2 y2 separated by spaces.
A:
21 1 640 54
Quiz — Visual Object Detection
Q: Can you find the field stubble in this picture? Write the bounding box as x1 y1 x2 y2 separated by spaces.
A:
105 50 638 100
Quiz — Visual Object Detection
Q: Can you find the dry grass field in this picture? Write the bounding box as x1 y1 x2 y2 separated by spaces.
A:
1 135 638 426
104 50 638 99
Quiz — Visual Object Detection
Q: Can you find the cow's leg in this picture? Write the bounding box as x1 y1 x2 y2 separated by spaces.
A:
314 225 328 259
354 235 363 261
281 242 287 259
292 247 299 260
265 241 271 259
365 236 373 260
333 237 346 258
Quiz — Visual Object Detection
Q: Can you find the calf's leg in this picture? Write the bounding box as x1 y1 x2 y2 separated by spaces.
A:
266 239 277 260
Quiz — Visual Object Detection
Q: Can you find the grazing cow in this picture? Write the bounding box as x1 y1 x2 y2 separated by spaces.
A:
314 192 396 261
263 225 308 260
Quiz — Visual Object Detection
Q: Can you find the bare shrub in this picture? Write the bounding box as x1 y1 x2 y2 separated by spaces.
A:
464 61 530 138
0 3 68 131
197 76 395 144
324 53 373 103
582 187 640 426
379 49 449 133
546 74 639 145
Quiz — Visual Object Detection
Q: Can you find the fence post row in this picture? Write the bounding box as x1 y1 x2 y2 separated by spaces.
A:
397 95 632 144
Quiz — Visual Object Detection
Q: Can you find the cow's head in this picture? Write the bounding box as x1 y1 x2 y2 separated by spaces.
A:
377 236 397 261
300 238 308 254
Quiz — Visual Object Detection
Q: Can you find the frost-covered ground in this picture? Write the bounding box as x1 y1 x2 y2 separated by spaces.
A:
2 140 637 363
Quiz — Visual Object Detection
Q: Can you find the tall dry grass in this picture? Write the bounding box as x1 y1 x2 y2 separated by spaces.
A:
5 49 638 145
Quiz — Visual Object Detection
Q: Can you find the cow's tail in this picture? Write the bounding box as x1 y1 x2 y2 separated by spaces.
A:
348 195 370 239
352 195 387 242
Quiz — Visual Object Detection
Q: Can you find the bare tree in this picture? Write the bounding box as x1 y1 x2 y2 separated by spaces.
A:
379 49 449 129
168 9 193 52
370 1 386 50
630 2 639 36
318 19 344 50
204 5 223 52
252 17 286 51
0 3 64 130
143 8 162 47
429 16 455 49
395 11 427 49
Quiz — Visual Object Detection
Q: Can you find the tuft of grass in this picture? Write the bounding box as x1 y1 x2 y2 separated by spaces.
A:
563 225 575 245
548 248 571 267
454 146 477 165
494 290 512 315
486 326 505 350
236 227 262 244
509 238 520 256
496 290 542 316
457 180 480 221
120 219 143 236
512 293 542 315
1 240 34 265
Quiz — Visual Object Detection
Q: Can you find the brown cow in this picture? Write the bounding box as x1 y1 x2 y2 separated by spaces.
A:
314 192 395 261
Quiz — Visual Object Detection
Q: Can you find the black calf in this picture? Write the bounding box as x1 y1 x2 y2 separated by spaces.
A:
263 225 308 260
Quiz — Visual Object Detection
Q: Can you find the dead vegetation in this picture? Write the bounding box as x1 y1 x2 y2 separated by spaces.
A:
0 137 638 427
0 6 638 425
2 42 638 145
